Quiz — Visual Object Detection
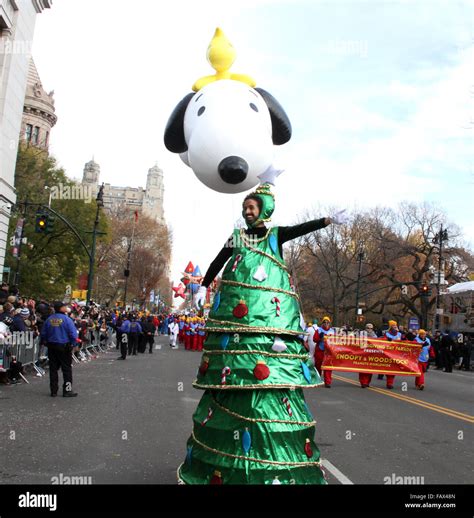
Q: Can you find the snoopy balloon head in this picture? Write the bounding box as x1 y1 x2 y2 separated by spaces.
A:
164 28 292 194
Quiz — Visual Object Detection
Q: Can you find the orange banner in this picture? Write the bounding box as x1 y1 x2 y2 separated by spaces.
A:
323 337 422 376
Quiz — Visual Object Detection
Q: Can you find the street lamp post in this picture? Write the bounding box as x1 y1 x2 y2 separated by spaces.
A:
433 226 449 331
354 248 364 327
123 212 138 309
86 183 104 306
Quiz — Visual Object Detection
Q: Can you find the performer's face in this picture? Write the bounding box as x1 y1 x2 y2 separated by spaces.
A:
243 198 260 225
322 321 330 330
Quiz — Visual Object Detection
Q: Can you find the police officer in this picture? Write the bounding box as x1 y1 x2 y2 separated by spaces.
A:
117 314 131 360
128 315 142 356
40 301 79 397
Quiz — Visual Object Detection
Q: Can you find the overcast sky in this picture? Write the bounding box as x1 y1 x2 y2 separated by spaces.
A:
31 0 473 301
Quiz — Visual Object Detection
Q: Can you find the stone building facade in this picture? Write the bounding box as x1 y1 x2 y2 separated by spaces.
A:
81 160 165 224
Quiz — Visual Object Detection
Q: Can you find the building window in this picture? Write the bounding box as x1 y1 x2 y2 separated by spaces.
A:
25 124 33 142
33 126 40 145
45 131 49 147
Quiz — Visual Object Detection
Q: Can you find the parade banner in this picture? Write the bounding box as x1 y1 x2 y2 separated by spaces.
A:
323 336 422 376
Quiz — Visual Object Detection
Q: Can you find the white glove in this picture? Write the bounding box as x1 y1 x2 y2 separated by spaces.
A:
331 209 349 225
194 286 207 309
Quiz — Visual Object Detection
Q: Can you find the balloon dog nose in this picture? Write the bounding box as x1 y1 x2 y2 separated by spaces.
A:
218 156 248 184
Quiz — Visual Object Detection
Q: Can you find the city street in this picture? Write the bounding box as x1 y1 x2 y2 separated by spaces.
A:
1 334 472 485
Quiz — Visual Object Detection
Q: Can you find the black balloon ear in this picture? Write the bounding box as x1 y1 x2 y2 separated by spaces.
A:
255 87 292 145
164 93 195 153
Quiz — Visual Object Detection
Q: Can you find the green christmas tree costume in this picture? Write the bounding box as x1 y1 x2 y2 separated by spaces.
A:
178 184 326 485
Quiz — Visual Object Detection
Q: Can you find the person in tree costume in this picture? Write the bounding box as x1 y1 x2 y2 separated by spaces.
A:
177 182 348 484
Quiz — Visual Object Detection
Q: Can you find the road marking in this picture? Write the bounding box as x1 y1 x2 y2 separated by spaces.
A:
333 374 474 424
321 458 353 485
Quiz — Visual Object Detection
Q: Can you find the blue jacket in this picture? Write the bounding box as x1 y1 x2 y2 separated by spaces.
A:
41 312 78 345
128 321 142 334
120 320 143 334
120 320 131 333
416 336 431 362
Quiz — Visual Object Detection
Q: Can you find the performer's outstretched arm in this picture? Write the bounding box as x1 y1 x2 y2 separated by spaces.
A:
278 217 330 244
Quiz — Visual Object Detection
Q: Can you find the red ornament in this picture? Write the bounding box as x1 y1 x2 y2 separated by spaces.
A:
210 470 223 485
233 300 248 319
304 438 313 458
253 360 270 380
199 357 209 376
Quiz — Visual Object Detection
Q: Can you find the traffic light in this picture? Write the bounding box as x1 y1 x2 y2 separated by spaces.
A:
35 212 48 233
46 214 55 233
419 283 432 297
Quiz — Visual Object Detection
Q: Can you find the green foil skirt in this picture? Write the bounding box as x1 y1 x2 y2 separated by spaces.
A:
178 389 327 485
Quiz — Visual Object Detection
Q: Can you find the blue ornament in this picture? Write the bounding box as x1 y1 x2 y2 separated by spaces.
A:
269 234 278 255
301 362 312 383
220 334 230 350
242 428 251 454
186 446 193 465
213 292 221 311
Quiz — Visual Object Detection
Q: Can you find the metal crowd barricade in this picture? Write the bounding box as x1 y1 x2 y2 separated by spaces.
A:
0 342 9 372
0 324 117 382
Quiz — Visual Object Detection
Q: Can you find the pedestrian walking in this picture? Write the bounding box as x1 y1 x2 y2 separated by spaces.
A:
169 319 179 348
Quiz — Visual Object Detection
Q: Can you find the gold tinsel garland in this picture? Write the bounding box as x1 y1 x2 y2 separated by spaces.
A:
192 380 325 390
238 228 289 273
220 279 298 299
202 348 309 360
210 393 316 426
206 318 307 336
190 431 322 467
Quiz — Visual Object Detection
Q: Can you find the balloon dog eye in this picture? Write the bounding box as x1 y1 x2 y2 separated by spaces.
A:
197 106 206 116
249 103 258 112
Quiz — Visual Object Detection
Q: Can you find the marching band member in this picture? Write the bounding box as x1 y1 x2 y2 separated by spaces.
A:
314 316 335 388
381 320 402 389
414 329 431 390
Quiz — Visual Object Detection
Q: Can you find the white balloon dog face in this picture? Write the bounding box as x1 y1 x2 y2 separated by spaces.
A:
165 79 292 194
180 81 273 193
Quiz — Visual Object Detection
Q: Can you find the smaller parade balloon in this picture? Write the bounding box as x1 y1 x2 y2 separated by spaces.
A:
185 261 194 274
172 283 186 299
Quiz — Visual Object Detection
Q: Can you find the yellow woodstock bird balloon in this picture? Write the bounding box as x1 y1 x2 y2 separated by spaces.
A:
192 28 256 92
